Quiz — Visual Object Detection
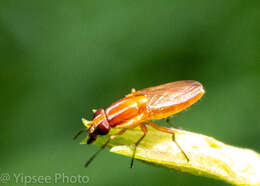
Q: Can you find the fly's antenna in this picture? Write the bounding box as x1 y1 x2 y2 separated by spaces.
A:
82 118 94 127
73 129 88 140
84 137 111 168
74 118 94 140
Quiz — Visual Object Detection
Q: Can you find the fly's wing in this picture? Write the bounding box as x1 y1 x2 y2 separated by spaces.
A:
138 80 204 114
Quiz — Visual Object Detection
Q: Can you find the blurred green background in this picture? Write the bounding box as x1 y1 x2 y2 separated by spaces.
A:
1 0 260 186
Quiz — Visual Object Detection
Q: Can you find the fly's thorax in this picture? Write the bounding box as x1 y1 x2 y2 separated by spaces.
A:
105 94 148 127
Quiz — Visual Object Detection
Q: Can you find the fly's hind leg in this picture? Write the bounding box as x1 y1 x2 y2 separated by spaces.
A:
166 117 171 124
165 117 182 129
148 121 189 162
130 123 147 168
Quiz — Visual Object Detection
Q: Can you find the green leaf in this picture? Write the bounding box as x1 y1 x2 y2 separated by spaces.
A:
81 120 260 186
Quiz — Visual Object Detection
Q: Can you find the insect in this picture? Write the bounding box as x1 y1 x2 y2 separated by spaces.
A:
74 80 205 168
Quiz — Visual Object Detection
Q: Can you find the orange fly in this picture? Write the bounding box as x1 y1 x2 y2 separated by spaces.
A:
74 80 205 168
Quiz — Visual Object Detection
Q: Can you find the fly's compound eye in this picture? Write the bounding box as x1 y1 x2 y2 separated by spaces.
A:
94 119 110 135
92 108 110 135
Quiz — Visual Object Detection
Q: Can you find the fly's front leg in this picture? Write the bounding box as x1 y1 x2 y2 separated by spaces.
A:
110 128 128 139
147 121 189 162
85 128 127 167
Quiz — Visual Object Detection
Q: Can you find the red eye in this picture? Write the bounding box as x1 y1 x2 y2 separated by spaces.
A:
94 119 110 135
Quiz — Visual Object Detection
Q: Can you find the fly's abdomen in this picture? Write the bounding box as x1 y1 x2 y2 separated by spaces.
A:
140 81 205 120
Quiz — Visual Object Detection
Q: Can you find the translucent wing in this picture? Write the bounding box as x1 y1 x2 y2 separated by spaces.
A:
139 80 204 120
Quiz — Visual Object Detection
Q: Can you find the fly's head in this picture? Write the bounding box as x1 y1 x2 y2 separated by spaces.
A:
83 108 110 144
